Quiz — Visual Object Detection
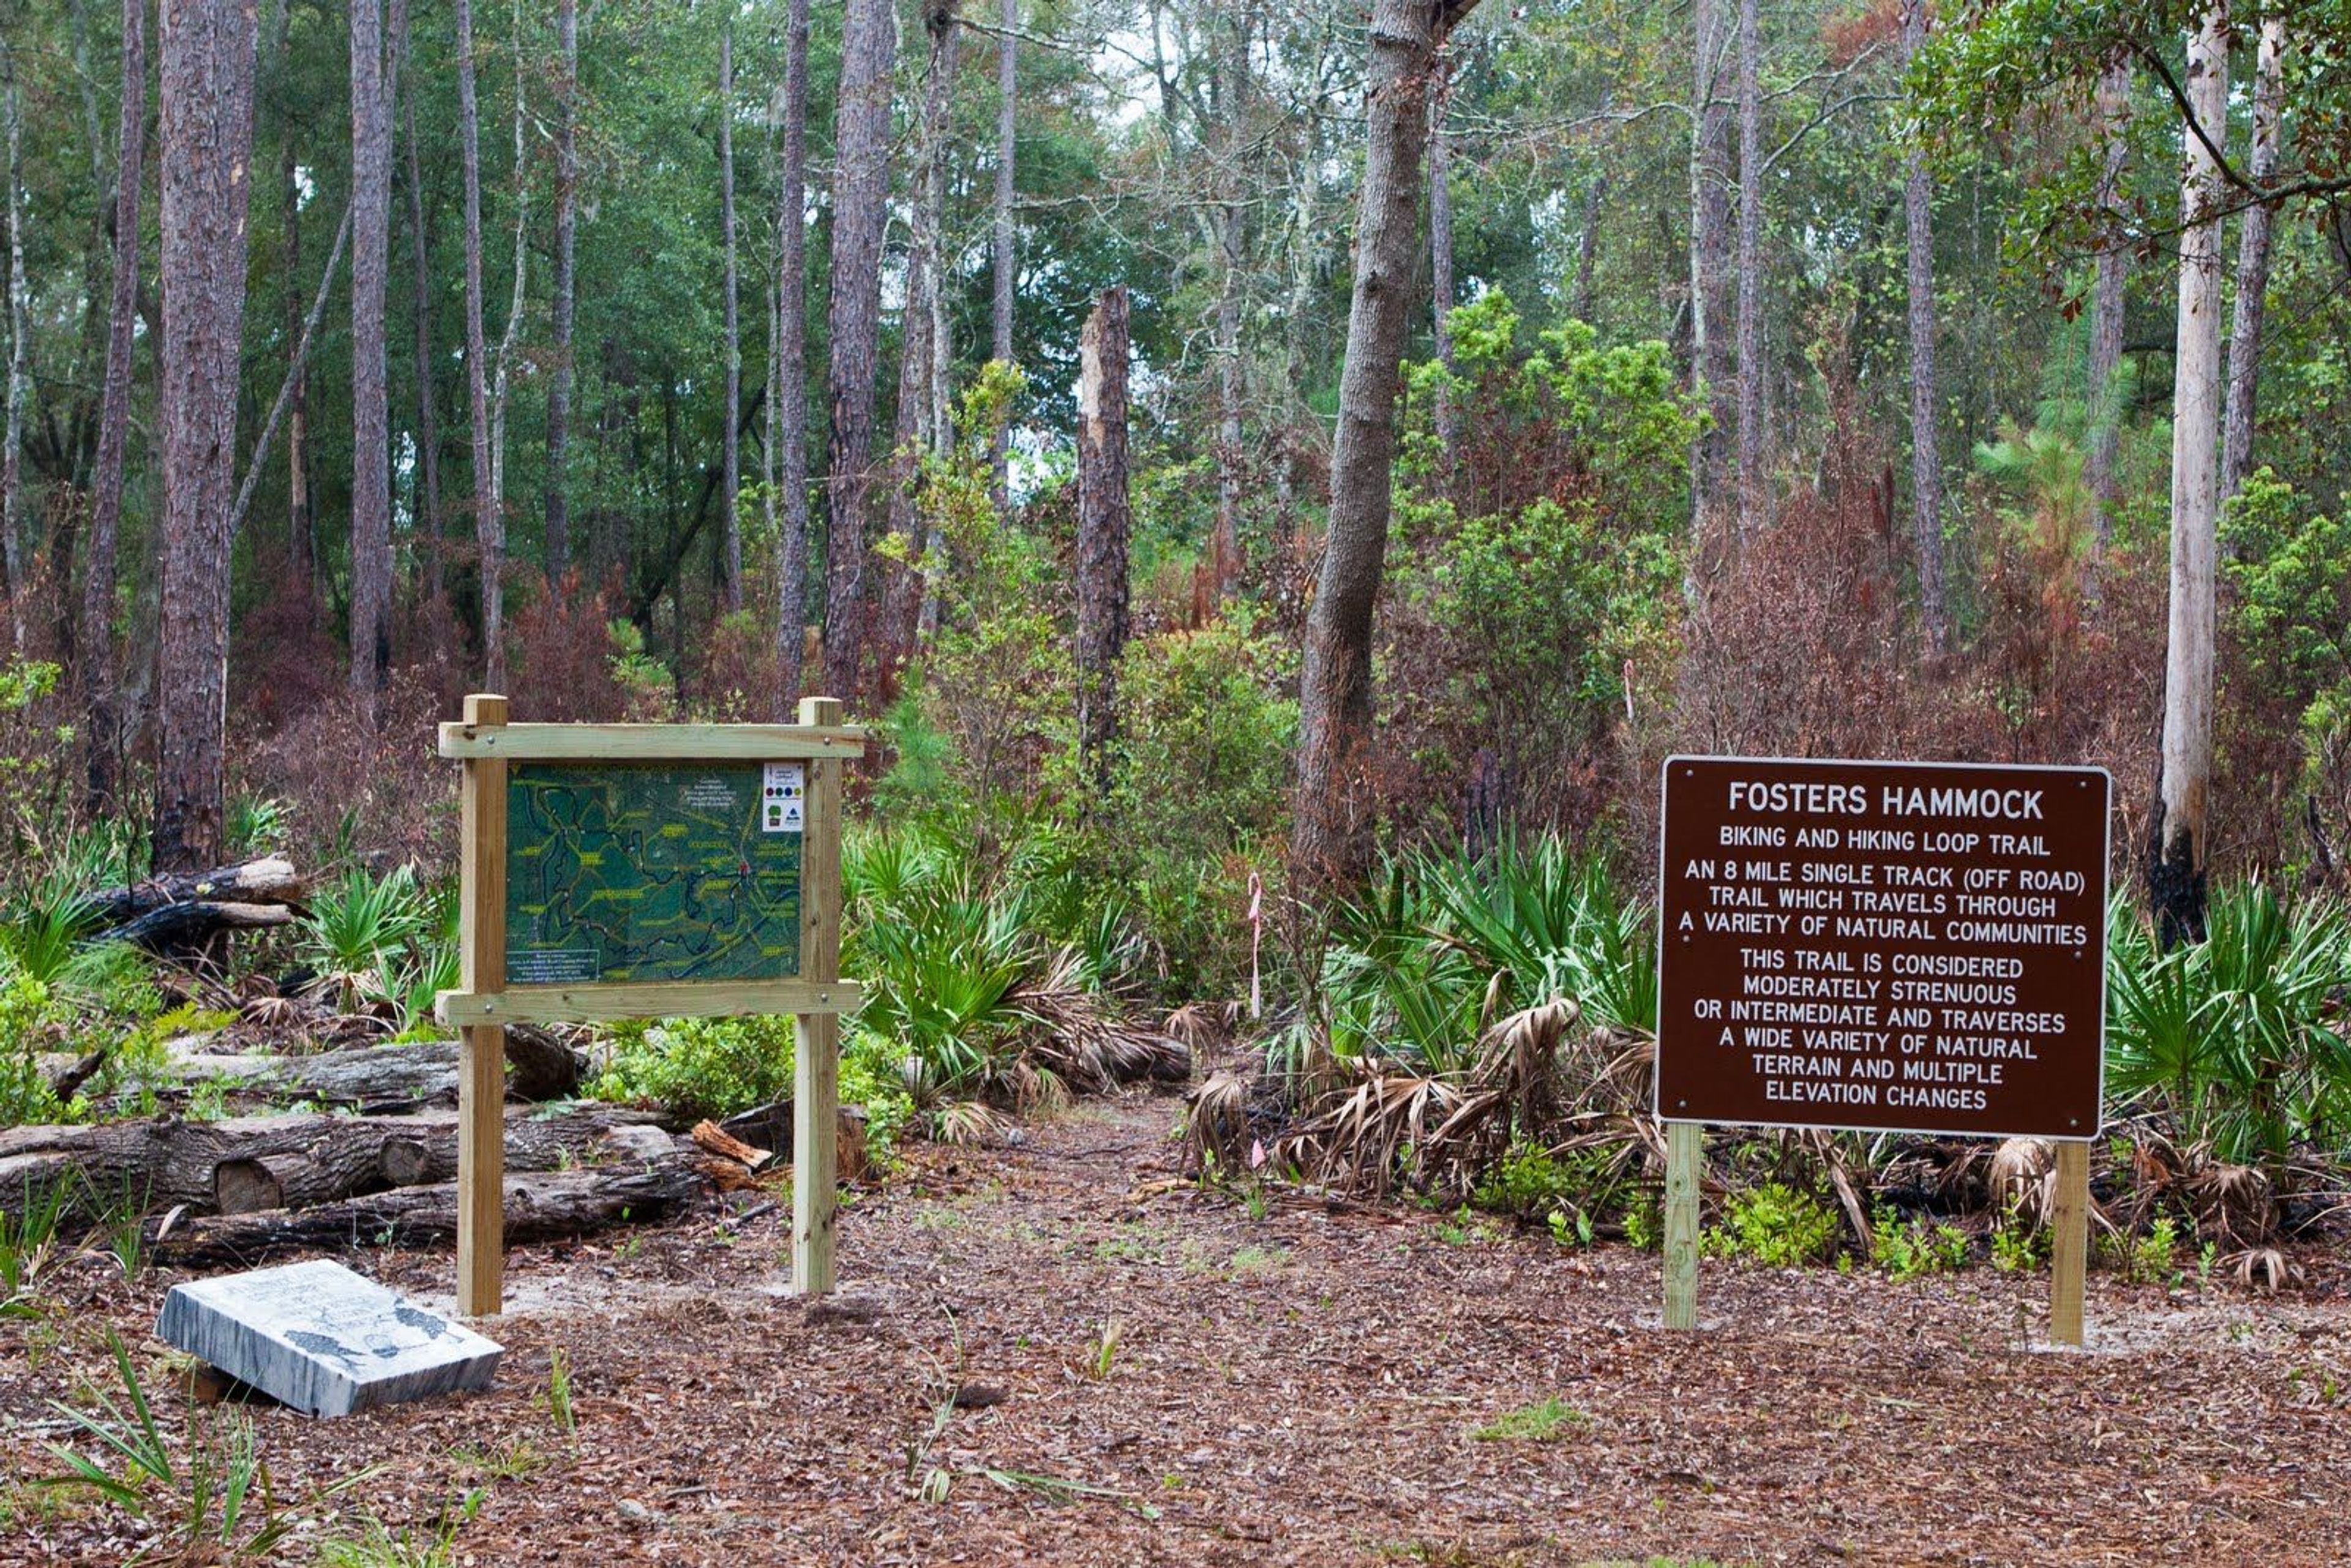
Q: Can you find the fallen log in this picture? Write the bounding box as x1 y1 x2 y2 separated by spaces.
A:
151 1160 706 1269
0 1105 666 1221
84 857 306 925
167 1025 585 1109
97 901 296 951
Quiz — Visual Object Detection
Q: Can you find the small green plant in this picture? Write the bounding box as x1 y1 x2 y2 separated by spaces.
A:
545 1347 577 1435
1 1175 75 1315
1471 1395 1591 1442
1872 1204 1970 1280
1990 1202 2046 1274
1703 1182 1839 1268
315 1485 487 1568
299 866 431 1012
2116 1216 2181 1285
1622 1196 1661 1252
1086 1317 1122 1380
2197 1239 2220 1289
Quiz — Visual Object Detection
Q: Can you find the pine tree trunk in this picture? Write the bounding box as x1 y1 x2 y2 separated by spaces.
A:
83 0 146 811
1207 18 1247 606
1572 168 1606 324
772 0 812 702
401 17 443 612
1687 0 1733 541
718 18 742 612
155 0 259 874
1428 59 1457 465
2219 17 2284 506
2084 56 2129 577
1900 0 1945 651
1733 0 1763 540
454 0 503 686
819 0 896 699
349 0 397 705
1 48 29 653
885 0 957 672
274 0 311 606
545 0 578 587
1292 0 1480 890
988 0 1016 509
1075 285 1131 784
2151 8 2229 948
486 6 527 651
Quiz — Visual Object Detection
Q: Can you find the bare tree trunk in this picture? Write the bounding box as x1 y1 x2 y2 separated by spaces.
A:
885 0 957 669
155 0 259 874
2219 17 2284 506
1572 168 1606 324
1075 285 1131 785
0 45 28 652
1428 56 1457 462
2084 56 2129 580
1291 0 1479 890
1687 0 1733 541
545 0 577 587
487 4 528 640
772 0 812 703
349 0 397 705
454 0 503 685
718 17 742 612
819 0 896 699
83 0 146 810
1900 0 1946 651
988 0 1016 509
402 17 444 612
2151 7 2229 948
272 0 312 605
1206 16 1247 606
1733 0 1763 539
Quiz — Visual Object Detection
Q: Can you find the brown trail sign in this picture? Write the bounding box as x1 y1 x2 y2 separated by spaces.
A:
1654 756 2110 1345
437 696 864 1316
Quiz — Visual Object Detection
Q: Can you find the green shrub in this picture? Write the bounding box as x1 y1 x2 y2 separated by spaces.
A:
1703 1182 1839 1268
588 1015 798 1121
1989 1201 2045 1273
1871 1204 1970 1279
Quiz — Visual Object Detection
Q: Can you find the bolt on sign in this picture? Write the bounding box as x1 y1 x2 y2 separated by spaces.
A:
1657 756 2110 1139
435 695 864 1318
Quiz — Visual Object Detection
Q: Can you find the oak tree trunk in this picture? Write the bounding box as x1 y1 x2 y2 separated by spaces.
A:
1075 286 1131 784
1291 0 1480 890
154 0 260 875
2151 9 2229 947
819 0 897 698
84 0 146 811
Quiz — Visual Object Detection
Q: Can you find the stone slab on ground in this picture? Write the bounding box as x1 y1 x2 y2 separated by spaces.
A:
156 1259 502 1417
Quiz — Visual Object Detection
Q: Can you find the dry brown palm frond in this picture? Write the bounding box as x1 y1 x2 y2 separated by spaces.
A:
2182 1158 2276 1249
1474 997 1578 1130
1989 1138 2057 1228
1013 953 1191 1093
1008 1060 1073 1115
2225 1246 2301 1293
932 1099 1016 1147
1163 1002 1235 1057
1799 1129 1875 1252
1275 1066 1466 1197
1181 1070 1252 1177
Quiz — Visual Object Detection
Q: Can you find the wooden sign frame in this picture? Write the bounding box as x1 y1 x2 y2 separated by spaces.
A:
437 694 866 1316
1652 754 2107 1348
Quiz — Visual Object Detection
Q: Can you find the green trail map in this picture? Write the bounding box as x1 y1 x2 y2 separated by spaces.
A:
504 762 803 986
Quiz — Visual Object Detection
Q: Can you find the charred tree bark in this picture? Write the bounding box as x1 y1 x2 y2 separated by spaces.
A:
819 0 897 698
1075 286 1131 785
154 0 260 876
1900 0 1946 651
545 0 578 586
718 17 743 612
1291 0 1480 890
2219 17 2284 506
2151 9 2229 948
348 0 397 706
83 0 147 812
771 0 813 703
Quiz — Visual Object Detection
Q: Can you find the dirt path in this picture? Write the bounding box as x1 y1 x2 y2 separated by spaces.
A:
6 1085 2349 1566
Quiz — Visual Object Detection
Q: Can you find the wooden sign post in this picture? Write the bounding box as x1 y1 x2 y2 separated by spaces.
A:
438 696 864 1316
1654 756 2108 1345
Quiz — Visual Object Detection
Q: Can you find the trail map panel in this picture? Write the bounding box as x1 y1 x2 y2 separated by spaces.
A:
504 762 803 986
1656 756 2109 1140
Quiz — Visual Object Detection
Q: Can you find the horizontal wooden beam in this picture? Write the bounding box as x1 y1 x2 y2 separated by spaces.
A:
437 722 870 762
435 979 864 1026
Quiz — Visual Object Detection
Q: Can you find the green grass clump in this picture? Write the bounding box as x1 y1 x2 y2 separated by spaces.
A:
1471 1395 1591 1442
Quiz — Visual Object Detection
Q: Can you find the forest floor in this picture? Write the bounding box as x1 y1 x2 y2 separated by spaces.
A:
5 1080 2350 1567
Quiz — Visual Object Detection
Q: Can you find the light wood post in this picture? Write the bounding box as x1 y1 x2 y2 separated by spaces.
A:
1663 1120 1702 1330
2049 1138 2091 1347
792 696 846 1294
456 693 509 1316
